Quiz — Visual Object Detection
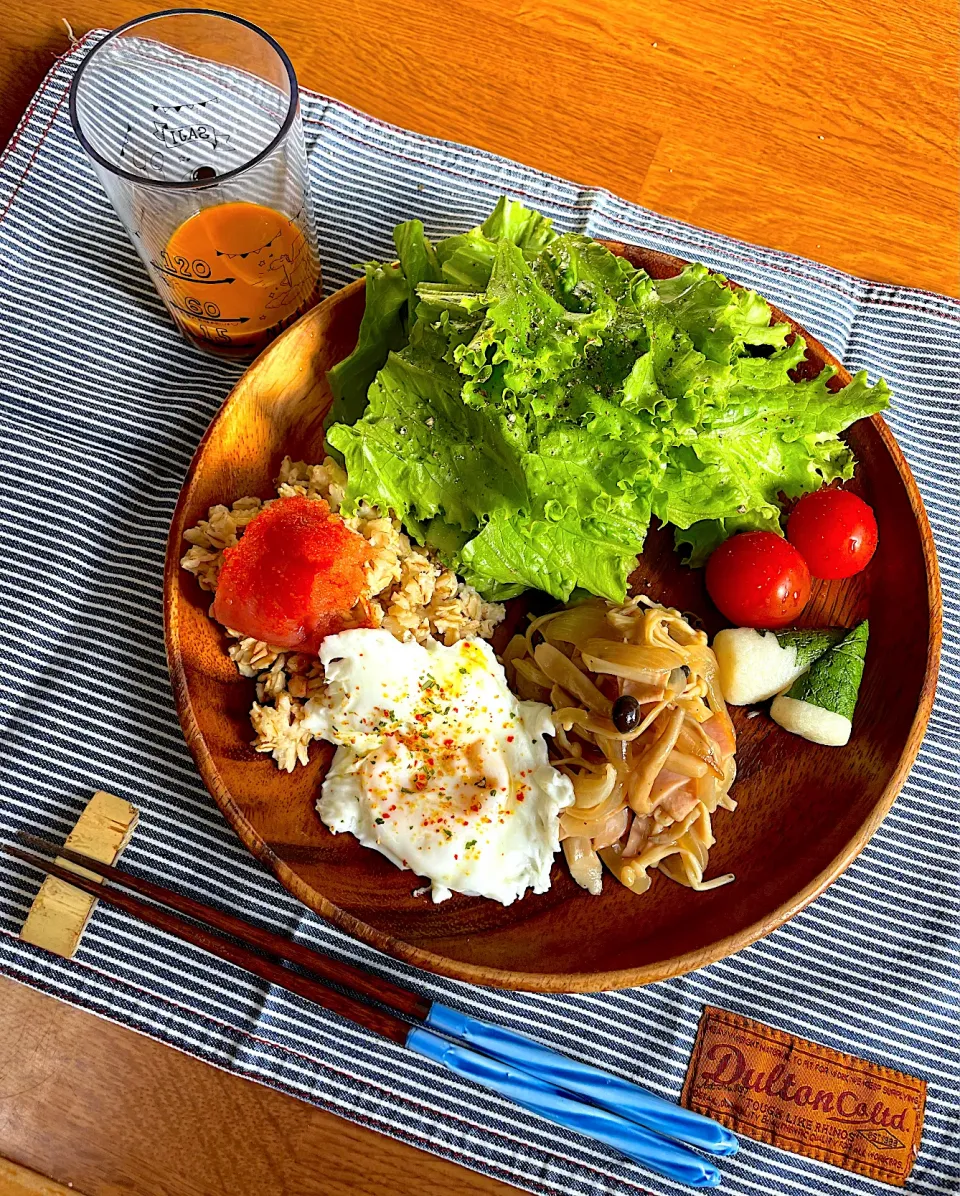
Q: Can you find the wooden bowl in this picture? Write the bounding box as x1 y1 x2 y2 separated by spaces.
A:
164 244 940 992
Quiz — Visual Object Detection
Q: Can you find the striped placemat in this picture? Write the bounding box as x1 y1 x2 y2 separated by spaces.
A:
1 31 958 1196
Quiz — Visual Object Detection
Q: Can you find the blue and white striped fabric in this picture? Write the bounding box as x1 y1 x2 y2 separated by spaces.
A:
1 32 958 1196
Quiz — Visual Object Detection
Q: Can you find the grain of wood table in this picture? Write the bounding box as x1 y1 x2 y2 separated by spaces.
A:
0 3 957 1195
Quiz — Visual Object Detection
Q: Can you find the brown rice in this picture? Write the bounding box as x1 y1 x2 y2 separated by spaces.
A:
181 456 505 771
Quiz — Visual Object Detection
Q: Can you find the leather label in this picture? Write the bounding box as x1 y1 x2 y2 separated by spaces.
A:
682 1006 925 1186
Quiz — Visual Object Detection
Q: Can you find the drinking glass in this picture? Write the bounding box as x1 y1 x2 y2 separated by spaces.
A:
69 8 321 358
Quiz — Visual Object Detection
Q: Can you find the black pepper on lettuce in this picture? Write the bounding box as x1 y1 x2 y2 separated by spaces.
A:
325 197 889 603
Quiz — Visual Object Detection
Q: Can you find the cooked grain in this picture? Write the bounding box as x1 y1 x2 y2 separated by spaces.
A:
182 457 505 771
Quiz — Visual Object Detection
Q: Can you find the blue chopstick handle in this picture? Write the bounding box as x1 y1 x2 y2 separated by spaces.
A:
408 1027 720 1189
426 1003 736 1158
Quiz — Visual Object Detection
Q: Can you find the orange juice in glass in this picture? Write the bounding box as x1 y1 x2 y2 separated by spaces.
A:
70 10 320 358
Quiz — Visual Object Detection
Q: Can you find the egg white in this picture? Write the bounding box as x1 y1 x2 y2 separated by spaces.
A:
303 628 574 904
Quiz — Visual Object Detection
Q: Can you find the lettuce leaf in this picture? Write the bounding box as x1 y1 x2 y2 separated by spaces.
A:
325 261 411 431
393 218 442 292
327 349 527 539
434 196 557 289
325 198 890 601
460 507 643 603
667 367 891 563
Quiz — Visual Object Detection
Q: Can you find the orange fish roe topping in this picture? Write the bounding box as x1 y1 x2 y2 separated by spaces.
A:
213 495 372 654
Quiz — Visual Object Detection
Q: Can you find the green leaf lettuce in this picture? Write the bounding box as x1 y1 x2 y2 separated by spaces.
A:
325 200 890 599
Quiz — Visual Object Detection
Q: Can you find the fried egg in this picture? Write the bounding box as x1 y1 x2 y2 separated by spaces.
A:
303 628 574 904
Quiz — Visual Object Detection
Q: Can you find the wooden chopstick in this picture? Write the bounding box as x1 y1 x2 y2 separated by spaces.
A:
4 835 737 1182
4 841 410 1044
15 832 430 1020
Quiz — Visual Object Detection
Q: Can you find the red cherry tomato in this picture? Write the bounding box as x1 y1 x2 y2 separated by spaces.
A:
706 531 811 628
786 488 878 580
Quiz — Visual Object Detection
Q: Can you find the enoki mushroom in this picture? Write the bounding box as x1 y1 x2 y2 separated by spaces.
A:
502 597 738 897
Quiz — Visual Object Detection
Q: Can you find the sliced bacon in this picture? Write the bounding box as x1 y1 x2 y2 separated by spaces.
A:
703 713 736 760
657 779 700 823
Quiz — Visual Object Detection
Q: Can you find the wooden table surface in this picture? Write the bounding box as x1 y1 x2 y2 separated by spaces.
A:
0 3 957 1195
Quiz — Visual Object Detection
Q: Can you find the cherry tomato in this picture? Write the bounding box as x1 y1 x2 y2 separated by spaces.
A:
706 531 811 628
786 488 878 579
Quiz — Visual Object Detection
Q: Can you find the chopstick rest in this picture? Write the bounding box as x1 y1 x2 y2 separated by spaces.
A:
425 1003 737 1157
408 1028 721 1188
19 792 138 959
